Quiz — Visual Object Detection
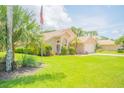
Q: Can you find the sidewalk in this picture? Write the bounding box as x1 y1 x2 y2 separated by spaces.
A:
88 53 124 57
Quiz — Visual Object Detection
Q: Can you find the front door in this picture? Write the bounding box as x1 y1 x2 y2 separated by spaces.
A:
56 40 61 55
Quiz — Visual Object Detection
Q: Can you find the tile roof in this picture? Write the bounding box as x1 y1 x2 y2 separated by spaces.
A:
97 40 115 45
43 29 76 41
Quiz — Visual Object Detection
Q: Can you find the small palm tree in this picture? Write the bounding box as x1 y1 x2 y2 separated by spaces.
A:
71 27 85 53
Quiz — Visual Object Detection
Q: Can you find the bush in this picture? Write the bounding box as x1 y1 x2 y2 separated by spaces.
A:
50 51 56 56
69 47 76 55
15 48 35 55
15 48 24 53
61 46 68 55
117 48 124 53
21 55 40 67
15 45 53 56
43 44 52 56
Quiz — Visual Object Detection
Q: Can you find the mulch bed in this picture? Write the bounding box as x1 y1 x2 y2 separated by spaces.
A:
0 64 45 80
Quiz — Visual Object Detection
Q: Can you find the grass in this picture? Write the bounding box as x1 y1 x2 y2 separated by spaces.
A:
0 52 124 87
96 50 124 54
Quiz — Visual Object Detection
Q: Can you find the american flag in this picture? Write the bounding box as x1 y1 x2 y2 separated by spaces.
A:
40 6 44 24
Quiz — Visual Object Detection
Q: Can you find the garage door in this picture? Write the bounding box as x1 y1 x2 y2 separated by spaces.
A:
84 43 95 53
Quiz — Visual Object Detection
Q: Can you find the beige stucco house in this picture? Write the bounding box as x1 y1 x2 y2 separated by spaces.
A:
43 29 76 54
43 29 97 54
97 40 119 51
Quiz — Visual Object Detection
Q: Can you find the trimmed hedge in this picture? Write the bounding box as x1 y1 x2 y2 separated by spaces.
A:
15 48 34 55
15 45 53 56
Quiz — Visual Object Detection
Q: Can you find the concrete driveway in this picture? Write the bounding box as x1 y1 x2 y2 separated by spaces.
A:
88 53 124 57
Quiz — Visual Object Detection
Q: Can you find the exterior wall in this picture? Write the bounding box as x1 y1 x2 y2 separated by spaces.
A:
100 45 118 51
76 43 84 54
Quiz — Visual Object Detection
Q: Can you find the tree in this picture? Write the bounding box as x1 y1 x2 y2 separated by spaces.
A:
71 27 85 53
71 26 86 37
91 31 98 36
86 31 98 36
115 35 124 48
71 27 98 53
0 6 41 53
0 6 42 71
5 6 13 72
0 6 7 51
99 36 110 40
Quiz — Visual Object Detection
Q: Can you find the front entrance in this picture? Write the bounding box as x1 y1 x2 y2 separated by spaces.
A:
56 40 61 55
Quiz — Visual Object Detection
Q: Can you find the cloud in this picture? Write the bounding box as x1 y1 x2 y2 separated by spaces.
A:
22 5 72 29
22 5 41 25
43 5 72 29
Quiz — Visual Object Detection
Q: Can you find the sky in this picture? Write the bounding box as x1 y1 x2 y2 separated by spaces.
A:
23 5 124 39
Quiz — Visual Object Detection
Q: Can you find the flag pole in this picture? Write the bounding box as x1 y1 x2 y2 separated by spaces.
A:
40 5 44 61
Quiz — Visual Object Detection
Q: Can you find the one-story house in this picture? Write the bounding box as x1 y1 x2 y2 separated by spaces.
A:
97 40 119 51
43 29 97 54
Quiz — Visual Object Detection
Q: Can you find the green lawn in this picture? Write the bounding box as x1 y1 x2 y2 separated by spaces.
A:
0 52 124 88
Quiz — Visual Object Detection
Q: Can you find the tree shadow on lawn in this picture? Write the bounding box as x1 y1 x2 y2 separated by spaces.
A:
0 72 66 88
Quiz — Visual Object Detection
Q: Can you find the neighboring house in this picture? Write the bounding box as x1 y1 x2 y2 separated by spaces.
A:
76 36 97 54
97 40 119 51
43 29 76 54
43 29 97 54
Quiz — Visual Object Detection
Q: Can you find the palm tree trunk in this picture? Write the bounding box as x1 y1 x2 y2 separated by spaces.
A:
5 6 13 72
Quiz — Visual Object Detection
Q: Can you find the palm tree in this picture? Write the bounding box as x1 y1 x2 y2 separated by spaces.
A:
5 6 13 72
115 36 124 48
87 31 98 37
0 6 7 51
0 6 42 71
71 27 85 53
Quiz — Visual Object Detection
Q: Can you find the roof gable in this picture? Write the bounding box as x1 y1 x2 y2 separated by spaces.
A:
43 29 76 41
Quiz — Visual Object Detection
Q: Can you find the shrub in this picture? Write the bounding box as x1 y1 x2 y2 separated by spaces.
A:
15 48 34 55
61 46 68 55
50 51 56 56
15 45 53 56
15 48 24 53
21 55 40 67
117 48 124 53
69 47 76 55
43 44 52 56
